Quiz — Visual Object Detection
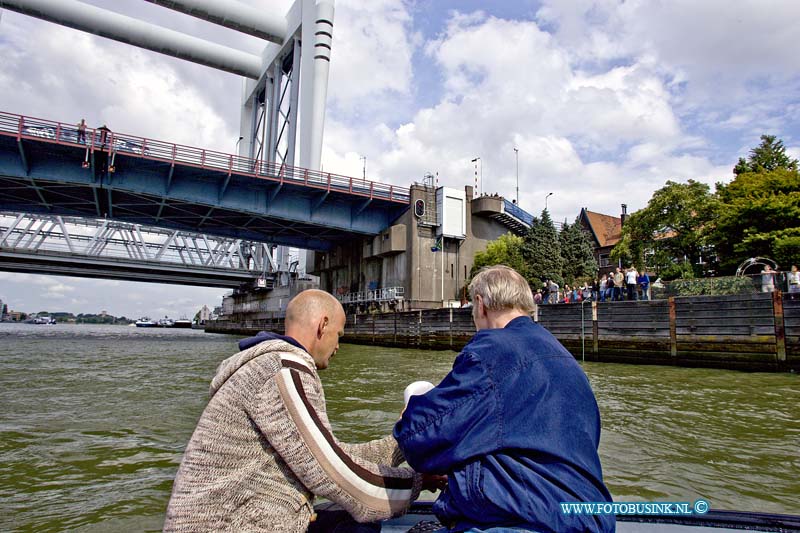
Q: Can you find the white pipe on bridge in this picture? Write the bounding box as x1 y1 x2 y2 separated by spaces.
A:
145 0 287 44
0 0 263 78
298 0 334 170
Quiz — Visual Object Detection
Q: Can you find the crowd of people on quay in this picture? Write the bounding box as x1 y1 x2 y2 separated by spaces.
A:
532 263 800 305
534 265 653 305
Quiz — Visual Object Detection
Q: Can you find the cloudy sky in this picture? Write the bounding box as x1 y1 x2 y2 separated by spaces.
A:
1 0 799 317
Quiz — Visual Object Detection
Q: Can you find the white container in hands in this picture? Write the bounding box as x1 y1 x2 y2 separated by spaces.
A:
403 381 435 406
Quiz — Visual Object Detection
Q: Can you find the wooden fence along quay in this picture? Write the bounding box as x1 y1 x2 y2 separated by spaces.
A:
207 292 800 372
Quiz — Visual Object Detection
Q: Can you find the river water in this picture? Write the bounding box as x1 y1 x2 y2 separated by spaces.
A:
0 323 798 531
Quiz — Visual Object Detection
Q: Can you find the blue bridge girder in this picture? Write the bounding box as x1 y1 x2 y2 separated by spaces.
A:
0 112 411 251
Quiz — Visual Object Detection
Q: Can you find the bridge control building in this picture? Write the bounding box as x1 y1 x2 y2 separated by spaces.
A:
308 182 534 311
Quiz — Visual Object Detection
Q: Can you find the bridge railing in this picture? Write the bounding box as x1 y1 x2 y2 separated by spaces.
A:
338 287 405 304
0 111 410 204
503 198 534 227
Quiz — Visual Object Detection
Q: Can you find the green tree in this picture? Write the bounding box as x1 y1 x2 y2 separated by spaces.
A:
611 180 716 276
733 134 798 175
714 167 800 271
559 218 598 284
470 233 530 280
522 209 563 286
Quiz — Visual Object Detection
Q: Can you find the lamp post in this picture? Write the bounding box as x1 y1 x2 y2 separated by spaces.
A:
545 192 553 211
514 148 519 204
471 157 482 195
360 155 367 184
235 136 244 155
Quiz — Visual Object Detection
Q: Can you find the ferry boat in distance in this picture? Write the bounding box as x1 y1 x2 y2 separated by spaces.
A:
157 317 175 328
173 316 192 328
134 317 157 327
33 315 56 325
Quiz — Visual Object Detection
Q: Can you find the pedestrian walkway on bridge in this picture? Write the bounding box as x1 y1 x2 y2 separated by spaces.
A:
0 111 410 250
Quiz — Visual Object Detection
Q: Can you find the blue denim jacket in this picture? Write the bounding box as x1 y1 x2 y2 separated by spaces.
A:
393 316 614 533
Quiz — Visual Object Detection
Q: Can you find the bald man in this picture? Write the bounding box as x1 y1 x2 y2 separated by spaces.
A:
165 290 427 532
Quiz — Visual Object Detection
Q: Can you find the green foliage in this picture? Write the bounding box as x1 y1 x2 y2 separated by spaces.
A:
559 218 598 285
471 210 601 289
522 209 563 285
774 235 800 268
656 276 756 297
659 260 695 281
471 233 530 280
714 167 800 271
612 180 716 275
610 136 799 275
733 135 798 175
76 314 118 324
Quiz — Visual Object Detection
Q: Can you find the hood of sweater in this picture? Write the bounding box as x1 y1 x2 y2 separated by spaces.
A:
209 333 315 398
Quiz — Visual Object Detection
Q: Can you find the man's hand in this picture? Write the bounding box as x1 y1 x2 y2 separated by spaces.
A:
421 473 448 492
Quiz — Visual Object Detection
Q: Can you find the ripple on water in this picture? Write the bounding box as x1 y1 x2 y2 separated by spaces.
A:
1 324 798 529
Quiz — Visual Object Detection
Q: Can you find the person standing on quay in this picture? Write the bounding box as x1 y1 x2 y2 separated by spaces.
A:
165 289 438 532
394 265 614 533
788 265 800 294
549 279 560 304
625 265 638 301
637 269 651 301
613 267 624 301
761 265 776 293
599 274 608 302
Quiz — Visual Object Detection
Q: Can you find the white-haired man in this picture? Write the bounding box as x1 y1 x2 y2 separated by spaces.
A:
394 265 614 532
166 289 433 532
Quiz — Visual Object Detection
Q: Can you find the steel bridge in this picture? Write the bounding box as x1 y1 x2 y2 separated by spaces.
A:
0 111 410 252
0 212 282 288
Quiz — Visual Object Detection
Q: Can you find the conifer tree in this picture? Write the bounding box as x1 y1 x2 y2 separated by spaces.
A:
560 218 598 284
733 134 798 175
522 209 563 286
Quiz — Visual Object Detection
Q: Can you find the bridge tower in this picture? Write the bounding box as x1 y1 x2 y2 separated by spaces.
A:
1 0 334 171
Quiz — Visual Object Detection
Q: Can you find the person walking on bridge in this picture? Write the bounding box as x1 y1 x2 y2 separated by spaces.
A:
76 118 86 144
165 289 437 532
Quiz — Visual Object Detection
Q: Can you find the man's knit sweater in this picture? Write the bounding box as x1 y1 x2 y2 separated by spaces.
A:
165 338 423 532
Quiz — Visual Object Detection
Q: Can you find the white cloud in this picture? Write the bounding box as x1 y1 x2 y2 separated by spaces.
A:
327 0 416 113
0 13 238 153
322 10 709 219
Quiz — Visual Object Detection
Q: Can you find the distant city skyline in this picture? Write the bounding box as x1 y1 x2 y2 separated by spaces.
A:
0 273 224 319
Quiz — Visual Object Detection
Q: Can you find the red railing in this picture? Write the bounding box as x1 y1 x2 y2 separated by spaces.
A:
0 111 410 204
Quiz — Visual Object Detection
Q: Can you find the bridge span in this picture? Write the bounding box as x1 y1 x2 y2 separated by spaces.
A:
0 111 410 251
0 212 281 288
